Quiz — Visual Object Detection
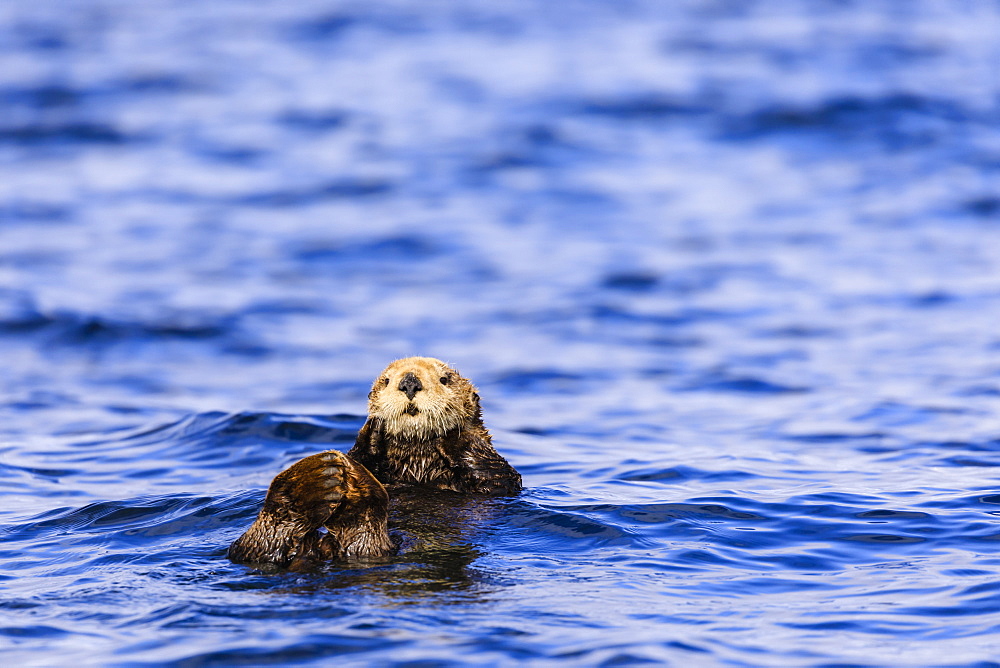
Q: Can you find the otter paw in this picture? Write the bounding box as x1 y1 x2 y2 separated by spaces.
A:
263 450 352 528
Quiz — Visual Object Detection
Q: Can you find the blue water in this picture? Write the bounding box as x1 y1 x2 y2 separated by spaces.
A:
2 0 1000 665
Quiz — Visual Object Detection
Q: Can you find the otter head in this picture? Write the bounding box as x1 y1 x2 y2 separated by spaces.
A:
368 357 480 440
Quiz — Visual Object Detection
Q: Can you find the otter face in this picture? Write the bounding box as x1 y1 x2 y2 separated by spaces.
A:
368 357 478 440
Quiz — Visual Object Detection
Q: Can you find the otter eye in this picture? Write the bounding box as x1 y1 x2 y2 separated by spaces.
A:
440 375 450 385
381 377 389 387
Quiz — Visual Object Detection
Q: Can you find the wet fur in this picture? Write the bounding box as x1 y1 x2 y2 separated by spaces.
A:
229 357 520 569
349 357 521 494
349 419 521 494
228 450 393 569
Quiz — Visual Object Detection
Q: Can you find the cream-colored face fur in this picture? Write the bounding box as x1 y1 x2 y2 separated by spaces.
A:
368 357 477 439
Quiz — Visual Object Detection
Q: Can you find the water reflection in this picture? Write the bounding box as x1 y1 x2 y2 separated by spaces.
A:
237 491 506 602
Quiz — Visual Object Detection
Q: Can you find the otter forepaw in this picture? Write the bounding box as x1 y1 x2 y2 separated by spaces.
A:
262 450 354 528
230 450 393 567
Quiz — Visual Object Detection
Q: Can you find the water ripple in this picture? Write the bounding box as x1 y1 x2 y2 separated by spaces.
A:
2 0 1000 665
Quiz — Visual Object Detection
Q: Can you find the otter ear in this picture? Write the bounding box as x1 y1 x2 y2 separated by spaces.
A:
369 377 389 399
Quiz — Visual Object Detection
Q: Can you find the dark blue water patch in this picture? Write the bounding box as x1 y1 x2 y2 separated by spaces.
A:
0 249 69 271
0 624 74 638
541 493 992 563
954 384 1000 398
490 369 603 395
289 235 443 264
894 587 1000 619
614 465 757 484
0 289 50 330
850 39 944 67
0 122 136 146
937 457 1000 468
278 381 371 406
83 375 174 399
680 374 809 394
619 502 765 522
288 12 360 42
783 432 889 445
855 509 931 520
614 466 685 483
573 93 709 120
843 533 925 544
559 88 990 155
3 311 277 362
852 401 970 428
539 500 775 556
66 313 233 343
849 289 973 311
20 412 366 492
466 122 598 177
495 186 621 223
720 94 976 149
467 150 550 176
0 200 73 223
757 324 839 339
0 302 245 345
233 178 393 208
0 76 202 123
287 8 429 44
240 299 329 317
0 462 78 480
964 196 1000 218
15 28 69 52
1 493 239 542
907 290 956 308
192 143 269 166
114 74 203 96
2 390 84 417
277 109 350 133
166 633 412 666
779 617 925 636
641 334 704 349
600 263 762 297
109 411 364 450
502 505 639 550
601 272 659 292
583 304 710 329
13 313 239 358
0 84 83 109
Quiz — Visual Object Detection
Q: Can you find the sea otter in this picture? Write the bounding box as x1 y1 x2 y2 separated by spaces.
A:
228 357 521 569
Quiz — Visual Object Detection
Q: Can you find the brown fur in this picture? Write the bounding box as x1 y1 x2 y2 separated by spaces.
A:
348 357 521 494
228 450 393 569
229 357 520 569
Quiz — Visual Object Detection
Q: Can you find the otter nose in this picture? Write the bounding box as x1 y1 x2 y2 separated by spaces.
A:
398 372 423 400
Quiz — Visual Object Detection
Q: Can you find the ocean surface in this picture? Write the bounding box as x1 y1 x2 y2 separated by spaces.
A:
2 1 1000 665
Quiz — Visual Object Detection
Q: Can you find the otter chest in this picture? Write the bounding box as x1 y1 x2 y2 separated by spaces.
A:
383 440 459 489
